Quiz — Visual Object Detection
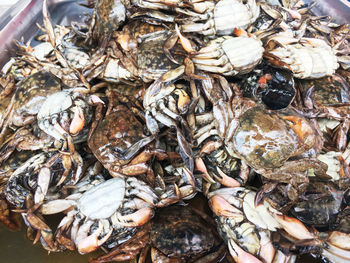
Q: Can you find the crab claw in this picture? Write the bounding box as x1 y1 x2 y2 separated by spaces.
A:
25 211 57 251
328 231 350 250
76 221 112 254
228 239 262 263
195 157 216 184
214 166 241 187
118 207 154 227
272 213 315 240
209 195 243 217
175 24 195 53
34 167 51 204
69 107 85 135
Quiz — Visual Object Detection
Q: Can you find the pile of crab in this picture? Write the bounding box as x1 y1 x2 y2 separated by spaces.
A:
0 0 350 262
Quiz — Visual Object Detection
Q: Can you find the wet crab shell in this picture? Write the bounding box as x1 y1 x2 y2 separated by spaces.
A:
11 71 63 127
37 91 73 119
77 177 125 219
231 106 299 169
91 0 126 41
150 206 216 258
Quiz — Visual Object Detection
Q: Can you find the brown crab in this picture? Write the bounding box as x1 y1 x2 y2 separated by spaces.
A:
90 203 227 263
299 74 350 151
88 88 176 184
94 21 187 84
194 74 328 200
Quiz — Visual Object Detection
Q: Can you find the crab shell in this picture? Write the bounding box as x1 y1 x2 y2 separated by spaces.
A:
77 177 126 219
192 36 264 76
180 0 260 36
212 0 260 35
265 35 339 79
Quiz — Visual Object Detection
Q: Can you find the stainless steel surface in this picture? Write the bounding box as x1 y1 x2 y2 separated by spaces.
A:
304 0 350 24
0 0 91 68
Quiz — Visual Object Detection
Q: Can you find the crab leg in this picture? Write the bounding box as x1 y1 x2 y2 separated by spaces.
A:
157 183 181 207
25 211 57 251
57 153 72 186
195 157 217 184
41 199 76 215
214 166 241 187
229 239 263 263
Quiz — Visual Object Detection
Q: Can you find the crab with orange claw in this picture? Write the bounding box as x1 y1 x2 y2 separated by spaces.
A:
194 74 328 200
4 150 83 209
0 71 63 146
209 187 350 263
0 71 101 172
90 204 227 263
208 187 302 263
88 88 178 184
195 136 251 194
264 32 342 79
38 175 158 254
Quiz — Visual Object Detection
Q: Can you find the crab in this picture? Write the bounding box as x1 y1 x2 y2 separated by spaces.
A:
90 204 227 263
239 63 296 110
208 187 301 263
264 32 339 79
4 150 83 209
290 178 346 228
194 74 328 200
88 88 176 184
143 81 194 171
87 0 127 44
195 136 251 192
38 175 158 254
178 0 260 36
95 23 187 84
0 71 66 162
36 89 95 153
153 160 199 206
89 0 259 38
208 187 350 263
191 35 264 76
298 74 350 151
0 71 62 134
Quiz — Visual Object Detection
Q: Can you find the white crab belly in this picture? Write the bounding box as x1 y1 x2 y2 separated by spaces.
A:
214 0 259 34
222 36 264 74
77 177 125 220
